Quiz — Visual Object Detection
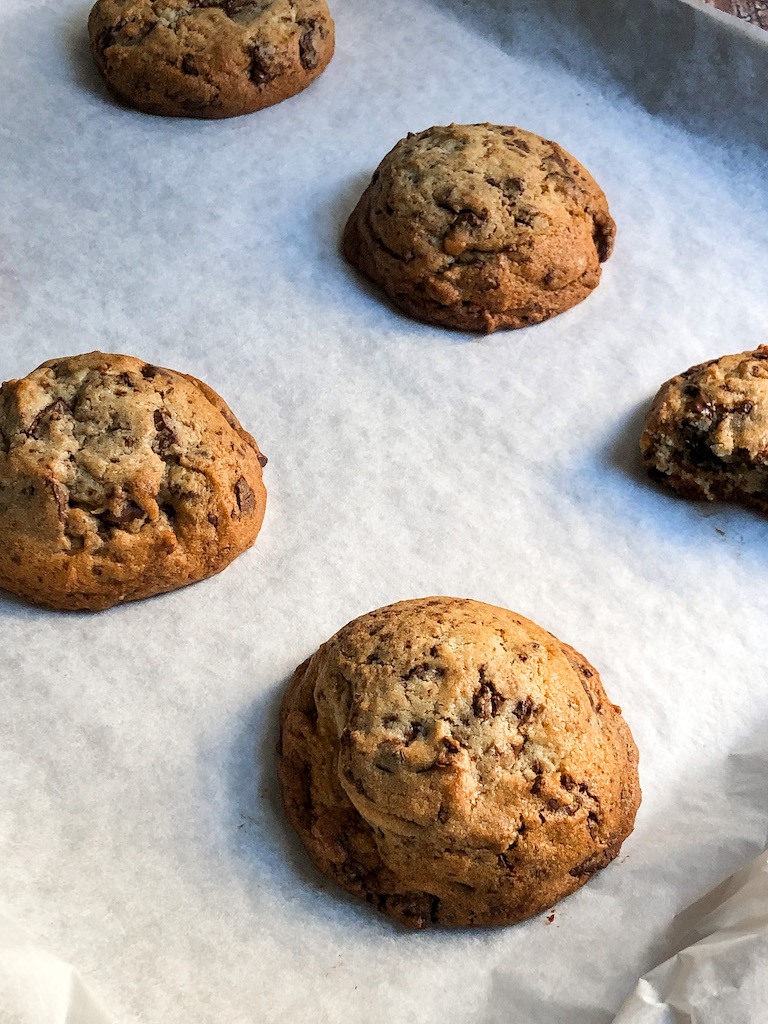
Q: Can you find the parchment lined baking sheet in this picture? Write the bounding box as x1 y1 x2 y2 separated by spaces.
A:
2 0 768 1021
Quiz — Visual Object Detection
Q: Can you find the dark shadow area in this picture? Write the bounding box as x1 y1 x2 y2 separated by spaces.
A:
590 392 768 563
65 4 119 108
223 675 329 891
331 170 483 343
431 0 768 155
606 397 653 486
0 589 42 619
220 674 402 930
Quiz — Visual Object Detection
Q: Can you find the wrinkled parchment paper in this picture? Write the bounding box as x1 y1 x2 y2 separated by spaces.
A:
0 909 112 1024
2 0 768 1021
613 848 768 1023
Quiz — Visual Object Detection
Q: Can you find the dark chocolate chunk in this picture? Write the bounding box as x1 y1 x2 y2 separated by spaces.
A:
104 498 144 526
234 476 255 514
153 410 177 454
298 20 319 69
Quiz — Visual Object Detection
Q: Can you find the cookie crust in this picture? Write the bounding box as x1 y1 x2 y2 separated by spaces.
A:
0 351 267 611
343 124 615 333
641 346 768 511
278 597 640 928
88 0 335 118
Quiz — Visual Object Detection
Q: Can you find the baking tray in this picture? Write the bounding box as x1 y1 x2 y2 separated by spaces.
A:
2 0 768 1021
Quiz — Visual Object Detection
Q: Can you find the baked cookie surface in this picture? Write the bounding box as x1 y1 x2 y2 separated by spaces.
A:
641 346 768 510
343 123 615 333
278 597 640 928
88 0 335 118
0 351 267 611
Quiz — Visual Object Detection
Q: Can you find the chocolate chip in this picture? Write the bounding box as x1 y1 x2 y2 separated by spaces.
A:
141 365 158 379
472 676 505 719
405 662 444 680
502 133 530 153
486 176 526 199
234 476 255 514
249 46 275 84
513 206 536 228
498 852 516 872
547 147 572 177
548 798 560 811
153 410 177 455
298 20 319 69
27 398 68 440
452 209 486 230
560 773 576 791
435 736 461 767
104 498 144 526
207 513 218 527
181 54 200 76
579 675 602 713
403 721 425 745
731 400 754 416
512 696 534 720
683 384 715 418
49 481 68 522
254 452 267 469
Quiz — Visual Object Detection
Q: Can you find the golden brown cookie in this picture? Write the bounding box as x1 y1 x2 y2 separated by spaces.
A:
641 346 768 510
343 123 615 333
0 351 267 611
278 597 640 928
88 0 335 118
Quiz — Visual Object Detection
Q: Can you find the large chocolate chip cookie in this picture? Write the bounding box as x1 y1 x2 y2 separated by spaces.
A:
0 351 267 610
278 597 640 928
641 346 768 510
88 0 334 118
343 123 615 333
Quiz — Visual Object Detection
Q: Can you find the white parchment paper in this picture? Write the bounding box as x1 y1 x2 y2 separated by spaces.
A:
0 909 112 1024
2 0 768 1021
613 848 768 1023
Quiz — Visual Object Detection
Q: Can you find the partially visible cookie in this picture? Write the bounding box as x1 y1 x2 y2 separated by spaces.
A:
0 351 267 611
343 123 615 333
641 346 768 510
278 597 640 928
88 0 335 118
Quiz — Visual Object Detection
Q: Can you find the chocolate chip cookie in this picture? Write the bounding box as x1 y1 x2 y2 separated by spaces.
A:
641 346 768 510
343 123 616 333
0 352 267 611
278 597 640 928
88 0 335 118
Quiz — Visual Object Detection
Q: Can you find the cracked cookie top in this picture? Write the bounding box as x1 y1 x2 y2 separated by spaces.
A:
0 351 267 610
641 346 768 510
278 597 640 928
88 0 334 118
343 123 615 333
